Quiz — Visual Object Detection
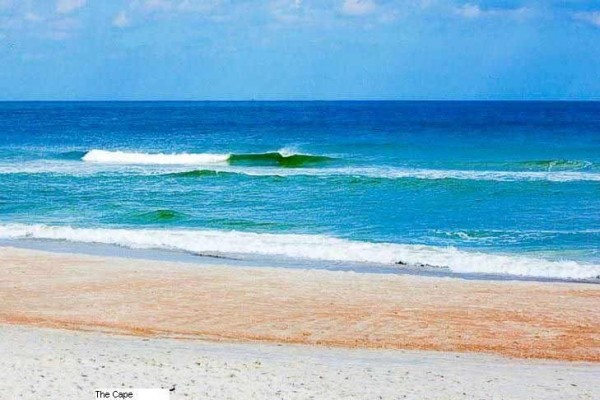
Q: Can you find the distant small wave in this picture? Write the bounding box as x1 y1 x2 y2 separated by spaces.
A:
131 209 187 223
369 168 600 182
81 149 333 168
163 167 600 182
434 229 600 245
516 160 593 171
0 224 598 280
166 169 239 178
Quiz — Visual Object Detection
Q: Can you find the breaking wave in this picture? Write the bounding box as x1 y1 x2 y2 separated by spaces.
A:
0 224 598 280
81 149 333 168
2 150 599 182
82 149 230 165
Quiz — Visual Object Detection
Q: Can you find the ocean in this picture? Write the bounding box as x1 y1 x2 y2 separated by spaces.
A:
0 101 598 280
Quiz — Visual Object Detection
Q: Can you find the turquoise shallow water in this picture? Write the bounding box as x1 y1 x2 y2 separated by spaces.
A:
0 101 599 279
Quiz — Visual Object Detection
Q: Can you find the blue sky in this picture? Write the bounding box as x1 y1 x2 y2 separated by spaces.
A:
0 0 599 100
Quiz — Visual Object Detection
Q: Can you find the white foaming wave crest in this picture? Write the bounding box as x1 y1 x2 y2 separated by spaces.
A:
276 147 300 157
0 224 598 280
82 150 230 165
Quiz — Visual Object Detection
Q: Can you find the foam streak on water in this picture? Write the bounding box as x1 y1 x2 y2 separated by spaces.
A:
2 162 600 182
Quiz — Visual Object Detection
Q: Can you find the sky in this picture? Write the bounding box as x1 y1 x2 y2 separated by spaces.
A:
0 0 599 100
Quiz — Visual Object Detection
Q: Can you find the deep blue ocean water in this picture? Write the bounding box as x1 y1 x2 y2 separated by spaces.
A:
0 101 598 279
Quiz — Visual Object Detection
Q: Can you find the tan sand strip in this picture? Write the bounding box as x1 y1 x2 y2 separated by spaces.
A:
0 246 598 362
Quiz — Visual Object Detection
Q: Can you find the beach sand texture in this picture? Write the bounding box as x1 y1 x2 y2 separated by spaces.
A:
0 247 598 362
2 324 598 400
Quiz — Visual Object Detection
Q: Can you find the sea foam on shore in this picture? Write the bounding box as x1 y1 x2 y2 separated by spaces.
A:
1 223 599 280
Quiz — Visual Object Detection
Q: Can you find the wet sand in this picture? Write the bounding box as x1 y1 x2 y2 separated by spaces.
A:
0 246 598 361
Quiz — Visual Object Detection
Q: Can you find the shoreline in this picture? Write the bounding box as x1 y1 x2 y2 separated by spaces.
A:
1 246 598 362
2 239 597 284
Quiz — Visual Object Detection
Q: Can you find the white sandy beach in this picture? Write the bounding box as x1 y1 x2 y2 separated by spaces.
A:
1 324 598 400
0 246 598 399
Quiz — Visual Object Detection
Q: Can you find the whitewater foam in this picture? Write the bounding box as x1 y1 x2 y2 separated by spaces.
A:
82 149 334 168
82 149 230 165
0 224 598 280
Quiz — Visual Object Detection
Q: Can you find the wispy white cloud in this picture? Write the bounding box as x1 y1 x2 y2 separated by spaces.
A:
5 0 595 44
455 3 480 18
177 0 222 13
269 0 314 25
572 11 600 28
132 0 223 14
112 0 226 28
24 12 43 22
56 0 86 14
454 3 530 20
113 10 130 28
0 1 83 40
341 0 377 16
139 0 172 12
268 0 383 27
47 16 79 39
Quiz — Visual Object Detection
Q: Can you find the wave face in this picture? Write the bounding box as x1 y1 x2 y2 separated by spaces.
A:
1 224 598 280
56 151 88 160
130 210 187 223
228 152 333 168
166 169 238 178
82 149 332 168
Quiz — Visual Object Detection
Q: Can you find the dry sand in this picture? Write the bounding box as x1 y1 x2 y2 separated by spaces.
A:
1 324 598 400
0 246 598 362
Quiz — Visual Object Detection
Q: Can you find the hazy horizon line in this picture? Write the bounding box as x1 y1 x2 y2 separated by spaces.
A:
1 99 599 103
